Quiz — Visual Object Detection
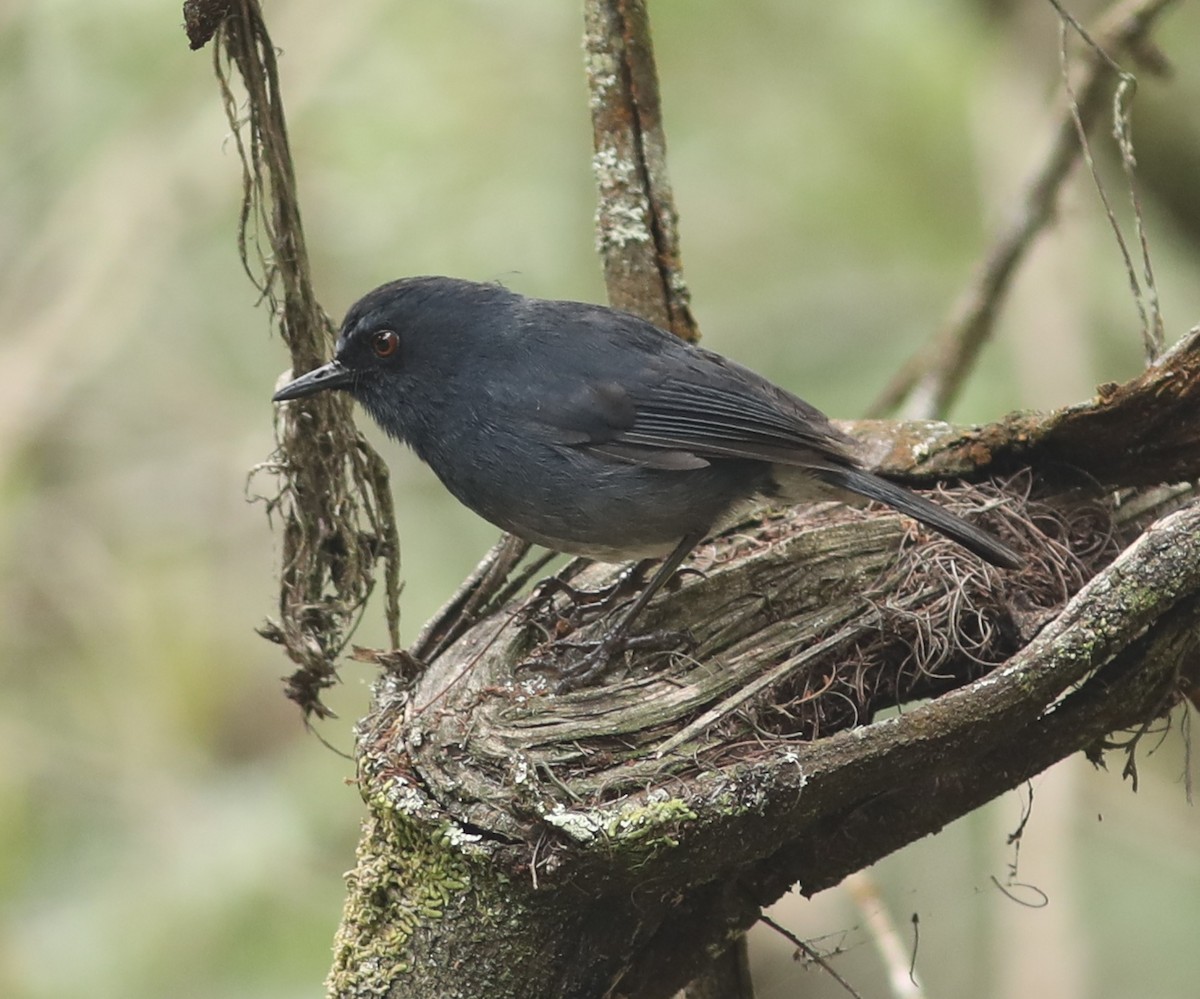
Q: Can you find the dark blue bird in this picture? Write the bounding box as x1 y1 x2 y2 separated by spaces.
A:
274 277 1020 684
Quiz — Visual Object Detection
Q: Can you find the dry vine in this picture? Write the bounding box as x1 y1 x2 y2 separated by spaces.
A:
201 1 402 717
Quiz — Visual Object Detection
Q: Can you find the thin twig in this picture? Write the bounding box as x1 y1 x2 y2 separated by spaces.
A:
1050 0 1165 363
409 534 532 662
760 913 865 999
869 0 1177 420
844 871 926 999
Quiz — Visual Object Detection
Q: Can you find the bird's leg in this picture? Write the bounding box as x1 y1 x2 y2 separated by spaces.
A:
522 557 658 627
554 531 704 691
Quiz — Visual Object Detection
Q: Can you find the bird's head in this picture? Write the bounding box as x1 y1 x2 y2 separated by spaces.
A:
272 276 513 440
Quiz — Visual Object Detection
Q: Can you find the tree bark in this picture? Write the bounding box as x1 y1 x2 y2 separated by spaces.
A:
324 334 1200 999
183 2 1192 996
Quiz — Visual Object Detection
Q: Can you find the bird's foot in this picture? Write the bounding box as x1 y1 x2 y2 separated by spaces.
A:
552 628 692 692
520 560 657 629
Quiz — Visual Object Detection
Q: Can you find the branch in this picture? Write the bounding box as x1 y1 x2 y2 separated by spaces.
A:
855 327 1200 491
868 0 1178 420
329 323 1200 996
333 491 1199 999
583 0 698 341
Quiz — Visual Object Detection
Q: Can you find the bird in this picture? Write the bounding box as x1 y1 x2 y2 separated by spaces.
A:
273 276 1021 687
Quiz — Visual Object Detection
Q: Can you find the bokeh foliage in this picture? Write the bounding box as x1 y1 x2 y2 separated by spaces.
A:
1 2 1197 997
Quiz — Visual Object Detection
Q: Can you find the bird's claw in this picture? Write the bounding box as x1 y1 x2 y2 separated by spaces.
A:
519 561 655 630
552 628 692 692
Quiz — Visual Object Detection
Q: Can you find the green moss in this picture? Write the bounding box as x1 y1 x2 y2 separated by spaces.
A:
325 779 474 998
542 791 697 857
604 796 697 847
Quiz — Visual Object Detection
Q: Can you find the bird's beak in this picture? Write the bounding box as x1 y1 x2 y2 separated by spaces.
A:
272 361 355 402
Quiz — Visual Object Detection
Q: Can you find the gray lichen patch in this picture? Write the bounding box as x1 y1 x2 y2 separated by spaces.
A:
542 789 697 855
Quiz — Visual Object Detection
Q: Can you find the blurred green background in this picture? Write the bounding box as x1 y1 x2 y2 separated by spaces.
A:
2 1 1198 997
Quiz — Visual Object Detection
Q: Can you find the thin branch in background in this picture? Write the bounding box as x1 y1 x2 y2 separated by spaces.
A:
681 936 755 999
760 914 865 999
583 0 698 340
1182 703 1194 805
842 872 927 999
1114 81 1168 362
868 0 1177 421
1048 0 1166 363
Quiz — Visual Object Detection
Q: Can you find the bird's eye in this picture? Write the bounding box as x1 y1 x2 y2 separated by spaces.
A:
372 330 400 359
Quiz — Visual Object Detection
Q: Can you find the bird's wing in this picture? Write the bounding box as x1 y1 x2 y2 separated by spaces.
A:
619 367 854 467
523 378 710 470
525 343 857 472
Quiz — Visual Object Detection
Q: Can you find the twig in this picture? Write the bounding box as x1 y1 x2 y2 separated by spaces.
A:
1050 0 1165 363
582 0 698 340
844 871 926 999
869 0 1177 420
760 913 865 999
410 534 532 662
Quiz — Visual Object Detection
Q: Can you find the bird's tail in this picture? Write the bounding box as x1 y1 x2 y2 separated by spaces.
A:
818 467 1022 569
